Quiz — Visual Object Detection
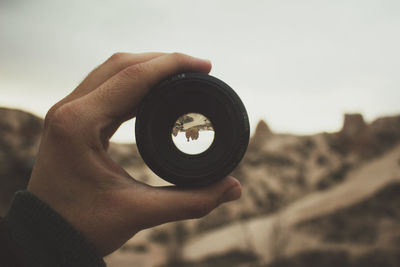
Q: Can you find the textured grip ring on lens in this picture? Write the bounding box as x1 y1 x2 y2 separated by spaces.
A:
135 73 250 187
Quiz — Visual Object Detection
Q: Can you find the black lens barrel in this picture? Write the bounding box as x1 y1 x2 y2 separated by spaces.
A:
135 73 249 187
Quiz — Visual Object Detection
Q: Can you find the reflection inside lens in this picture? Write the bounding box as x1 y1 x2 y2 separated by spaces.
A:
171 113 214 155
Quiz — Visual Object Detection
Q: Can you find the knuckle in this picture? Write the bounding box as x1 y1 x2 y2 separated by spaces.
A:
44 104 60 129
120 62 148 80
170 52 186 63
46 103 80 138
108 52 129 63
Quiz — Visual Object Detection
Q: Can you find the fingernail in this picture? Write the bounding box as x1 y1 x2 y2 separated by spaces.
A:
220 185 241 203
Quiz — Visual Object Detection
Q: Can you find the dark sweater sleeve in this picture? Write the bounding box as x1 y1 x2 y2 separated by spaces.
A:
1 191 106 267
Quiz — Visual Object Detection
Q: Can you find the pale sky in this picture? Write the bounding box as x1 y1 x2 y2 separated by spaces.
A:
1 0 399 143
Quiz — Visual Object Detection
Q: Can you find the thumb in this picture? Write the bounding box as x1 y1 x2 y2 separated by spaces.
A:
137 177 242 229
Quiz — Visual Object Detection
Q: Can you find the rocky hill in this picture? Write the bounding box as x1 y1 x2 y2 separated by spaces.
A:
1 107 399 267
0 108 42 215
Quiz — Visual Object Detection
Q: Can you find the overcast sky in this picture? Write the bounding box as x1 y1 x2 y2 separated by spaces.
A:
1 0 399 142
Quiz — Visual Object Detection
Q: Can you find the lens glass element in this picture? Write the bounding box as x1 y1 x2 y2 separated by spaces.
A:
171 113 214 155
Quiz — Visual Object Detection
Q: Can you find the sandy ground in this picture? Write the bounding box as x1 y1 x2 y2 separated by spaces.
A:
183 144 400 264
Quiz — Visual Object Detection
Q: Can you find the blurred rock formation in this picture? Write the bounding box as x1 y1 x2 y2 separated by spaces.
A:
249 120 273 148
0 108 42 215
1 107 400 267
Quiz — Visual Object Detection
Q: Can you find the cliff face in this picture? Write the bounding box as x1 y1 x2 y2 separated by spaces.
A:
1 107 400 267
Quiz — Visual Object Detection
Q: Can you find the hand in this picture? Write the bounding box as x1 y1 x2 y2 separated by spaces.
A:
27 52 242 256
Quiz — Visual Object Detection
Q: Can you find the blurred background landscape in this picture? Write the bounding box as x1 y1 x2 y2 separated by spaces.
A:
1 0 400 266
1 108 400 266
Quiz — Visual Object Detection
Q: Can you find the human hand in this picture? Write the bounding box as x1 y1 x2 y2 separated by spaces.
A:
27 52 242 256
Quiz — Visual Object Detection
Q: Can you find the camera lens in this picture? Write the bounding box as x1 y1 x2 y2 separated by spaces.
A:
135 73 249 187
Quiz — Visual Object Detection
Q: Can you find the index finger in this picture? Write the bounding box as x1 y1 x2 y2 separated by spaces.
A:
81 53 212 123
